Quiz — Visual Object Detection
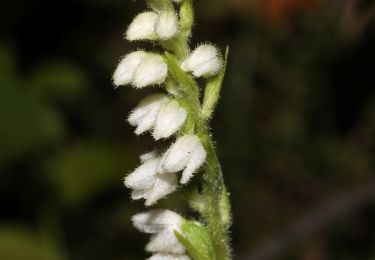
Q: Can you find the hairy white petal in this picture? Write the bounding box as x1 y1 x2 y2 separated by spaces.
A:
133 55 168 88
131 189 149 200
148 253 190 260
126 12 158 41
140 150 159 163
159 135 200 174
156 11 179 40
181 44 222 77
132 209 182 234
153 100 187 140
113 51 146 87
146 229 185 254
180 143 206 184
128 94 169 135
145 173 178 206
124 158 160 190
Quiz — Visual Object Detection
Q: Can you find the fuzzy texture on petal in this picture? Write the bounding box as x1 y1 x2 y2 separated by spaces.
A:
153 100 187 140
128 94 169 135
132 209 182 234
148 253 190 260
140 150 159 163
126 12 158 41
159 135 206 184
146 229 185 253
124 158 160 190
181 44 222 77
156 10 179 40
144 173 178 206
113 51 147 87
180 143 206 184
133 55 168 88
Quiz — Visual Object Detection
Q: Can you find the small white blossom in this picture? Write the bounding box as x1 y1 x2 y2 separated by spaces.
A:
133 54 168 88
153 100 187 140
148 253 190 260
159 135 207 184
113 51 147 87
128 94 169 135
126 11 159 41
156 10 179 40
124 153 177 206
132 209 186 254
181 44 222 77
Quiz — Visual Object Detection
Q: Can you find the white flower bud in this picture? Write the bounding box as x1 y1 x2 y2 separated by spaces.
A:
181 44 222 77
128 94 169 135
126 12 158 41
148 254 191 260
132 209 186 254
156 10 179 40
159 135 207 184
113 51 147 87
153 100 187 140
133 55 168 88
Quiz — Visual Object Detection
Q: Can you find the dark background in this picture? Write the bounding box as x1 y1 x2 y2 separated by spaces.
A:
1 0 375 259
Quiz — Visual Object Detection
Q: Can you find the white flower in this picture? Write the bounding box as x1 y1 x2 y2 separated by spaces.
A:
124 153 177 206
128 94 169 135
171 0 183 3
126 11 159 41
181 44 222 77
113 51 147 87
156 10 179 40
159 135 207 184
148 253 190 260
133 54 168 88
132 209 186 254
153 100 187 140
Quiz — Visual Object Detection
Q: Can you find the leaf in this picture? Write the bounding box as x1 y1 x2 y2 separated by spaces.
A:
163 52 199 96
202 46 229 118
175 221 215 260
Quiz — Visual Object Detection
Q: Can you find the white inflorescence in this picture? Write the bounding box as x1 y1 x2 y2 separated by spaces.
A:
114 0 224 257
132 209 190 259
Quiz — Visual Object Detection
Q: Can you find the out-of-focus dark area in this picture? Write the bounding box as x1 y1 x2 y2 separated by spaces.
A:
1 0 375 259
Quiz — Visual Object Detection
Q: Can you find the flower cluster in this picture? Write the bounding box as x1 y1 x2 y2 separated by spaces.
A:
113 0 225 258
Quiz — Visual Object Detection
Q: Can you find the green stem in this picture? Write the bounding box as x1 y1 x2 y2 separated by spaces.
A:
163 0 232 258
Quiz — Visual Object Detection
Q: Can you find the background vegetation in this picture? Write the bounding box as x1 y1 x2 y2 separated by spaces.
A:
1 0 375 259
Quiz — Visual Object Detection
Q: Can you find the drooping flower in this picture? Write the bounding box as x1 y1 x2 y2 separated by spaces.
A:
128 94 169 135
113 51 147 87
124 152 178 206
133 54 168 88
153 100 187 140
126 11 159 41
159 135 207 184
113 52 168 88
128 94 187 138
181 44 222 77
156 10 179 40
132 209 186 253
